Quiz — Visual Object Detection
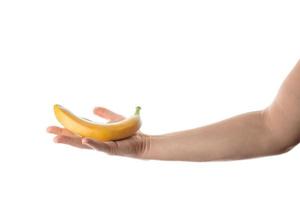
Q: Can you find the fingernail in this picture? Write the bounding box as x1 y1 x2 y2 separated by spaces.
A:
82 138 89 144
54 136 63 143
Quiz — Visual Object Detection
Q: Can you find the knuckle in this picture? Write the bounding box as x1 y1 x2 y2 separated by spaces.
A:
106 142 119 155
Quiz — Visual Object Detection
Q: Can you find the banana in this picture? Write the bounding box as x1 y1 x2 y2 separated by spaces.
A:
53 104 142 141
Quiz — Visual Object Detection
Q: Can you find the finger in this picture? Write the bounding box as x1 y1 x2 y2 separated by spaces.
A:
47 126 78 137
81 138 113 153
54 135 91 149
93 107 124 121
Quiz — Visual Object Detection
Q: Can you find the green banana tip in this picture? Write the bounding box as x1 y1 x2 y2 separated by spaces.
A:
135 106 141 115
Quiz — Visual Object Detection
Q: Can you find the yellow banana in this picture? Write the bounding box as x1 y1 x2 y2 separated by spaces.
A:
53 104 142 141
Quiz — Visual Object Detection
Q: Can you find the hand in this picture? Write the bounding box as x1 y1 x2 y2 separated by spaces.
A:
47 107 151 159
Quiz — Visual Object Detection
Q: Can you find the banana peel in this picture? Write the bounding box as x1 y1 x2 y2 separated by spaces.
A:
53 104 142 141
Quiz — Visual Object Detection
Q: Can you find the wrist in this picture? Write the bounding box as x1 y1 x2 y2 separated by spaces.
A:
139 134 164 160
140 133 175 160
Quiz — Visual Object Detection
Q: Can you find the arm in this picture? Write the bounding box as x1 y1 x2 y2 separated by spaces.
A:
47 60 300 162
144 111 270 161
143 60 300 161
264 60 300 153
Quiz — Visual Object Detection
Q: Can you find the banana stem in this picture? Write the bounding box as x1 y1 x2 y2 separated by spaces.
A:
135 106 141 115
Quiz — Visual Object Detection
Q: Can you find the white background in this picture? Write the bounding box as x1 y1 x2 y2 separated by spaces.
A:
0 0 300 199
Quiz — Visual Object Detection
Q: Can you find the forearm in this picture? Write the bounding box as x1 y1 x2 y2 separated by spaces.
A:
144 110 276 162
142 59 300 162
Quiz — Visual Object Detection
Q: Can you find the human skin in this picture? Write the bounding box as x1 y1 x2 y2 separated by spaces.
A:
47 59 300 162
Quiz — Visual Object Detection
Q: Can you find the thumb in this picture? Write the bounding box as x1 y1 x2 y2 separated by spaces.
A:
93 107 124 121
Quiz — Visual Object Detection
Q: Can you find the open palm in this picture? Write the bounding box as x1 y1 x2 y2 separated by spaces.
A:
47 107 150 158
